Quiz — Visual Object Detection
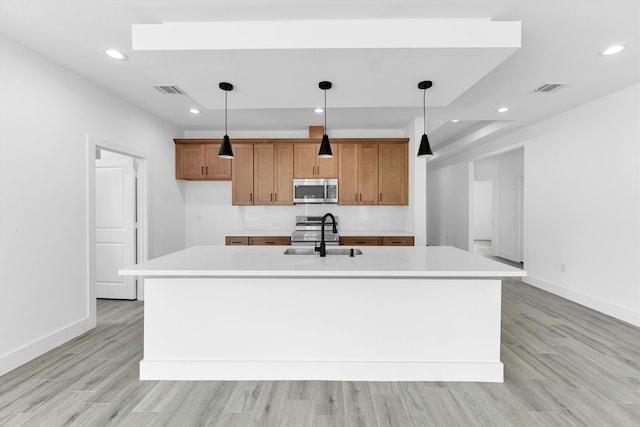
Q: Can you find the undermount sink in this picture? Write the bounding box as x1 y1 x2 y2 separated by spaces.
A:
283 248 363 256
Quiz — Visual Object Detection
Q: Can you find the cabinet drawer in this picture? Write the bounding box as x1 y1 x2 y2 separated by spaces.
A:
225 236 249 245
248 236 291 245
382 236 415 246
340 236 383 246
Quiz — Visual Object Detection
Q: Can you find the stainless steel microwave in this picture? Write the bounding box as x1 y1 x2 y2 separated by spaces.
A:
293 179 338 204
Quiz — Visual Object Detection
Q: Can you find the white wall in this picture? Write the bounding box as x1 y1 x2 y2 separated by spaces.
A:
523 85 639 326
183 127 424 246
426 161 471 249
0 35 185 375
428 84 640 326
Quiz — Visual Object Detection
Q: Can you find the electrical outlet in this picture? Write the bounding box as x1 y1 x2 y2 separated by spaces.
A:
560 263 566 272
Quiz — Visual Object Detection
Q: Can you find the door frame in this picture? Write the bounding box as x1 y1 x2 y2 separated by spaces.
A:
86 135 149 328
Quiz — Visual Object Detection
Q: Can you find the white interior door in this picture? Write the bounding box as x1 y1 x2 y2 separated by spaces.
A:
473 180 494 240
96 155 136 299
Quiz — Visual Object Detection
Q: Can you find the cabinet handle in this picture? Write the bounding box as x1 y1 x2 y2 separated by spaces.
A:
265 241 275 244
270 193 273 202
205 166 208 175
356 241 366 244
379 193 382 202
250 193 253 202
392 241 402 244
317 166 319 175
201 166 204 175
359 193 362 202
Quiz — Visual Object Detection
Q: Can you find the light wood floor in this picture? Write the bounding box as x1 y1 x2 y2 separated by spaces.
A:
1 278 639 426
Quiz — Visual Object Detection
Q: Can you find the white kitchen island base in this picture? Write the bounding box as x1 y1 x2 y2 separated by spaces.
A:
141 276 504 382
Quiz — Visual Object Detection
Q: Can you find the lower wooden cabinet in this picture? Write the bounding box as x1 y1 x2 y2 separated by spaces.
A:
226 236 291 245
382 236 415 246
340 236 414 246
225 236 249 245
339 236 383 246
248 236 291 245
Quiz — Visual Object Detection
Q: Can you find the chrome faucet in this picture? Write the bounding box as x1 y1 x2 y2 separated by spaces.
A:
315 213 337 257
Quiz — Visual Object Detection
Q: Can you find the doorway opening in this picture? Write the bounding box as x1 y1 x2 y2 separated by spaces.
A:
472 179 496 256
87 136 148 327
95 149 138 300
470 148 524 267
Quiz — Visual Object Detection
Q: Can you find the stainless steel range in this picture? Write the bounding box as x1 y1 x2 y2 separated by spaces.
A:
291 215 339 247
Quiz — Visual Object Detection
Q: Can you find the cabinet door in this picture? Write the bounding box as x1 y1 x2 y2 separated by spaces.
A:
340 236 383 246
382 236 414 246
316 143 339 178
359 144 379 205
338 144 359 205
231 144 254 205
204 143 232 180
273 144 294 205
249 236 291 245
176 144 205 179
378 143 408 205
225 236 249 245
293 144 317 178
253 144 274 205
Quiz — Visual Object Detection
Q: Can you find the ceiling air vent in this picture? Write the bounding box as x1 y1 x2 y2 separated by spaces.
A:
533 83 567 93
153 85 186 95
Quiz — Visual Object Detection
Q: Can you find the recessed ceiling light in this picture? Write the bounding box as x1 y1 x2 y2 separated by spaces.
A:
105 49 129 61
189 108 201 114
451 119 459 123
602 45 625 56
497 107 509 113
314 108 324 113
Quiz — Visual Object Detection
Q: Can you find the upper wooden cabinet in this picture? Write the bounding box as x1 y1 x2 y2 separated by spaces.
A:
176 138 408 207
338 144 378 205
175 140 232 180
339 142 407 206
232 143 294 206
273 144 294 205
253 144 274 205
293 143 338 178
378 143 408 205
231 144 254 205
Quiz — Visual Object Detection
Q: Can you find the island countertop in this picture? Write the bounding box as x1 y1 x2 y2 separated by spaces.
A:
120 245 526 278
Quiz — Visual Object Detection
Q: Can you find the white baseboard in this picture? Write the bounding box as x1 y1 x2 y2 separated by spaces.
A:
524 276 640 327
0 317 92 376
140 360 504 382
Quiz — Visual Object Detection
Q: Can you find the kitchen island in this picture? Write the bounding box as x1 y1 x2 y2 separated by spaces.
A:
120 245 525 382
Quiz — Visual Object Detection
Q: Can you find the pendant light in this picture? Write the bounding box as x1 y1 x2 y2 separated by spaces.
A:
417 80 433 158
218 82 234 159
318 81 333 158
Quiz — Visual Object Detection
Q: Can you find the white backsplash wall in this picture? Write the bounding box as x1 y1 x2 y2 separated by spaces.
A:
185 181 410 246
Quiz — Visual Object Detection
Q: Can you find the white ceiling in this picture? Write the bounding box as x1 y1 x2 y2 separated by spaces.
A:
0 0 637 154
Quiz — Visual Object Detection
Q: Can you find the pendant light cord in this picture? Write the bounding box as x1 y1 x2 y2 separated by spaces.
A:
423 87 426 134
324 89 327 133
224 90 228 135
